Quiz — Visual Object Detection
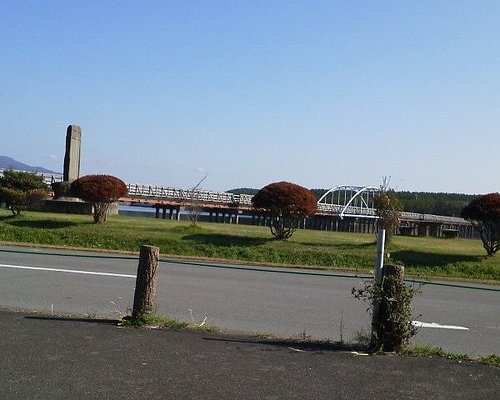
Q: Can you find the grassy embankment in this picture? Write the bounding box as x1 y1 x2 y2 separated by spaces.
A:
0 209 499 282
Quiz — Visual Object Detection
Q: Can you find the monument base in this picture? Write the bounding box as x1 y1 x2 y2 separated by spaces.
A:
108 202 119 215
41 199 92 215
38 200 119 216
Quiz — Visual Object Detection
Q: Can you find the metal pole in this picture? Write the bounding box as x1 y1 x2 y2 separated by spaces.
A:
374 229 386 285
371 229 385 349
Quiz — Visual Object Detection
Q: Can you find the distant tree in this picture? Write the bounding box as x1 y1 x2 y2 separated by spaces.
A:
226 188 259 196
185 172 208 226
310 188 326 201
397 191 472 217
252 181 317 240
71 175 128 223
0 170 49 216
461 193 500 256
374 186 403 242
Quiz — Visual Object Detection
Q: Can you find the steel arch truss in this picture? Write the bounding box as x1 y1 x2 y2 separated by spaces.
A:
317 185 380 218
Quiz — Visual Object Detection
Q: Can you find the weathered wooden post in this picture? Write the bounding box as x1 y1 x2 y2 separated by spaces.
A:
132 245 160 318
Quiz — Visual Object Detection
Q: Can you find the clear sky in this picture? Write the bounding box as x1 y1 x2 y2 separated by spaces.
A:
1 1 499 194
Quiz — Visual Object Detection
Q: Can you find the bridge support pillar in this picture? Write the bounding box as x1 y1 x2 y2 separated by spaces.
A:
418 223 430 237
227 209 239 224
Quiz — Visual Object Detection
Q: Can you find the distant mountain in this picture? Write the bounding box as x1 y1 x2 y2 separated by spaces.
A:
0 155 59 174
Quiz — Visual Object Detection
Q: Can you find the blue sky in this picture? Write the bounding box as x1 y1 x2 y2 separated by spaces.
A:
1 1 499 193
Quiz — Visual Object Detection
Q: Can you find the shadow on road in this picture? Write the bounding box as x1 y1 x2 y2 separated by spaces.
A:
24 315 119 325
202 336 366 353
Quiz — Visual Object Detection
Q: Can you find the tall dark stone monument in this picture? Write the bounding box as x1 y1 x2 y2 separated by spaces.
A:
46 124 90 214
63 125 81 182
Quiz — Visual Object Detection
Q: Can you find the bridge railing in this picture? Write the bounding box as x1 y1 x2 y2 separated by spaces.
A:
126 184 253 205
317 203 376 216
410 213 467 224
315 204 467 224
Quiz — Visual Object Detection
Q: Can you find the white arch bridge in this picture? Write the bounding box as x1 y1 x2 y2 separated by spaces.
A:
316 185 380 219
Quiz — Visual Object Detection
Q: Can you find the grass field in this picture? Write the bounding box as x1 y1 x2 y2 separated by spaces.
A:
0 209 499 282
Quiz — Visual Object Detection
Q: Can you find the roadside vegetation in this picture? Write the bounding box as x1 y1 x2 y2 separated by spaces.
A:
119 313 189 329
0 209 499 282
403 344 500 368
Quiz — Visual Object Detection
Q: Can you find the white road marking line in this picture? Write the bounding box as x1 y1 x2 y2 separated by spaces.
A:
0 263 136 279
412 321 469 331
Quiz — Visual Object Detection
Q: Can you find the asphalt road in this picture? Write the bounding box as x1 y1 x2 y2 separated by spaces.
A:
2 310 499 400
0 245 499 356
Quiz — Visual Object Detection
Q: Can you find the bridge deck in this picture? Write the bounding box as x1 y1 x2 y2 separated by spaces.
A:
123 184 469 225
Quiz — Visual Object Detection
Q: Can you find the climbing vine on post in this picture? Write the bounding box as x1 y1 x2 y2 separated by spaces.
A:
352 265 420 352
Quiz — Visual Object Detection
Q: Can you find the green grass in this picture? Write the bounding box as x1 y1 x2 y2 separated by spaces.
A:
403 344 500 367
386 235 500 281
119 313 189 329
119 312 219 332
0 209 499 282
